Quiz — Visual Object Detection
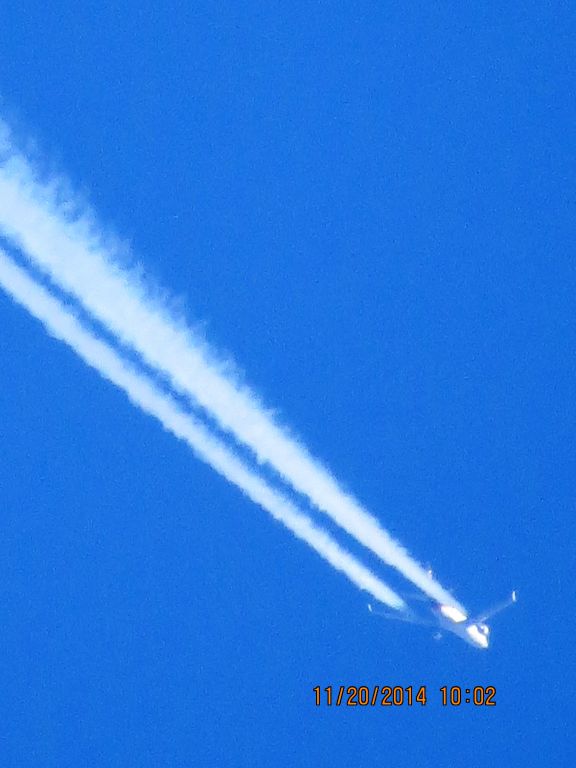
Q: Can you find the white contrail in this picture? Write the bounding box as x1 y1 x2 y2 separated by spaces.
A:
0 127 464 612
0 249 405 610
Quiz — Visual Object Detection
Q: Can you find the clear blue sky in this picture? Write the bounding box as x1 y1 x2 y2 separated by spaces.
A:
0 3 574 766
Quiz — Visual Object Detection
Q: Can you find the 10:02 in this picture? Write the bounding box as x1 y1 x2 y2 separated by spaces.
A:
440 686 496 706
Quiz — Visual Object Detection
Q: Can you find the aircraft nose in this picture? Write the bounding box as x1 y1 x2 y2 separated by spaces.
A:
466 624 489 649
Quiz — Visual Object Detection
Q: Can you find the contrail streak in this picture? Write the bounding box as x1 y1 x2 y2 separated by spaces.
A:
0 126 464 612
0 249 405 610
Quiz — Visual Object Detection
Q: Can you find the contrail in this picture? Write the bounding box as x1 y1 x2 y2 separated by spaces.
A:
0 126 465 612
0 249 405 610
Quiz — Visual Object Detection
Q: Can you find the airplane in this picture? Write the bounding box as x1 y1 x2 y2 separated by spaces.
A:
368 590 517 649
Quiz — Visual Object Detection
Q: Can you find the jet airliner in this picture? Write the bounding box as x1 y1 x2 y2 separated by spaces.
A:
369 590 517 649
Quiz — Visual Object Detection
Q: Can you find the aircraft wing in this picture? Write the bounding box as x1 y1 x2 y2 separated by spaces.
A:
368 603 436 627
469 590 517 624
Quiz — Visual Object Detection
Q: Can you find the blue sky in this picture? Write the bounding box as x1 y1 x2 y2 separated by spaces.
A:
0 3 574 766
